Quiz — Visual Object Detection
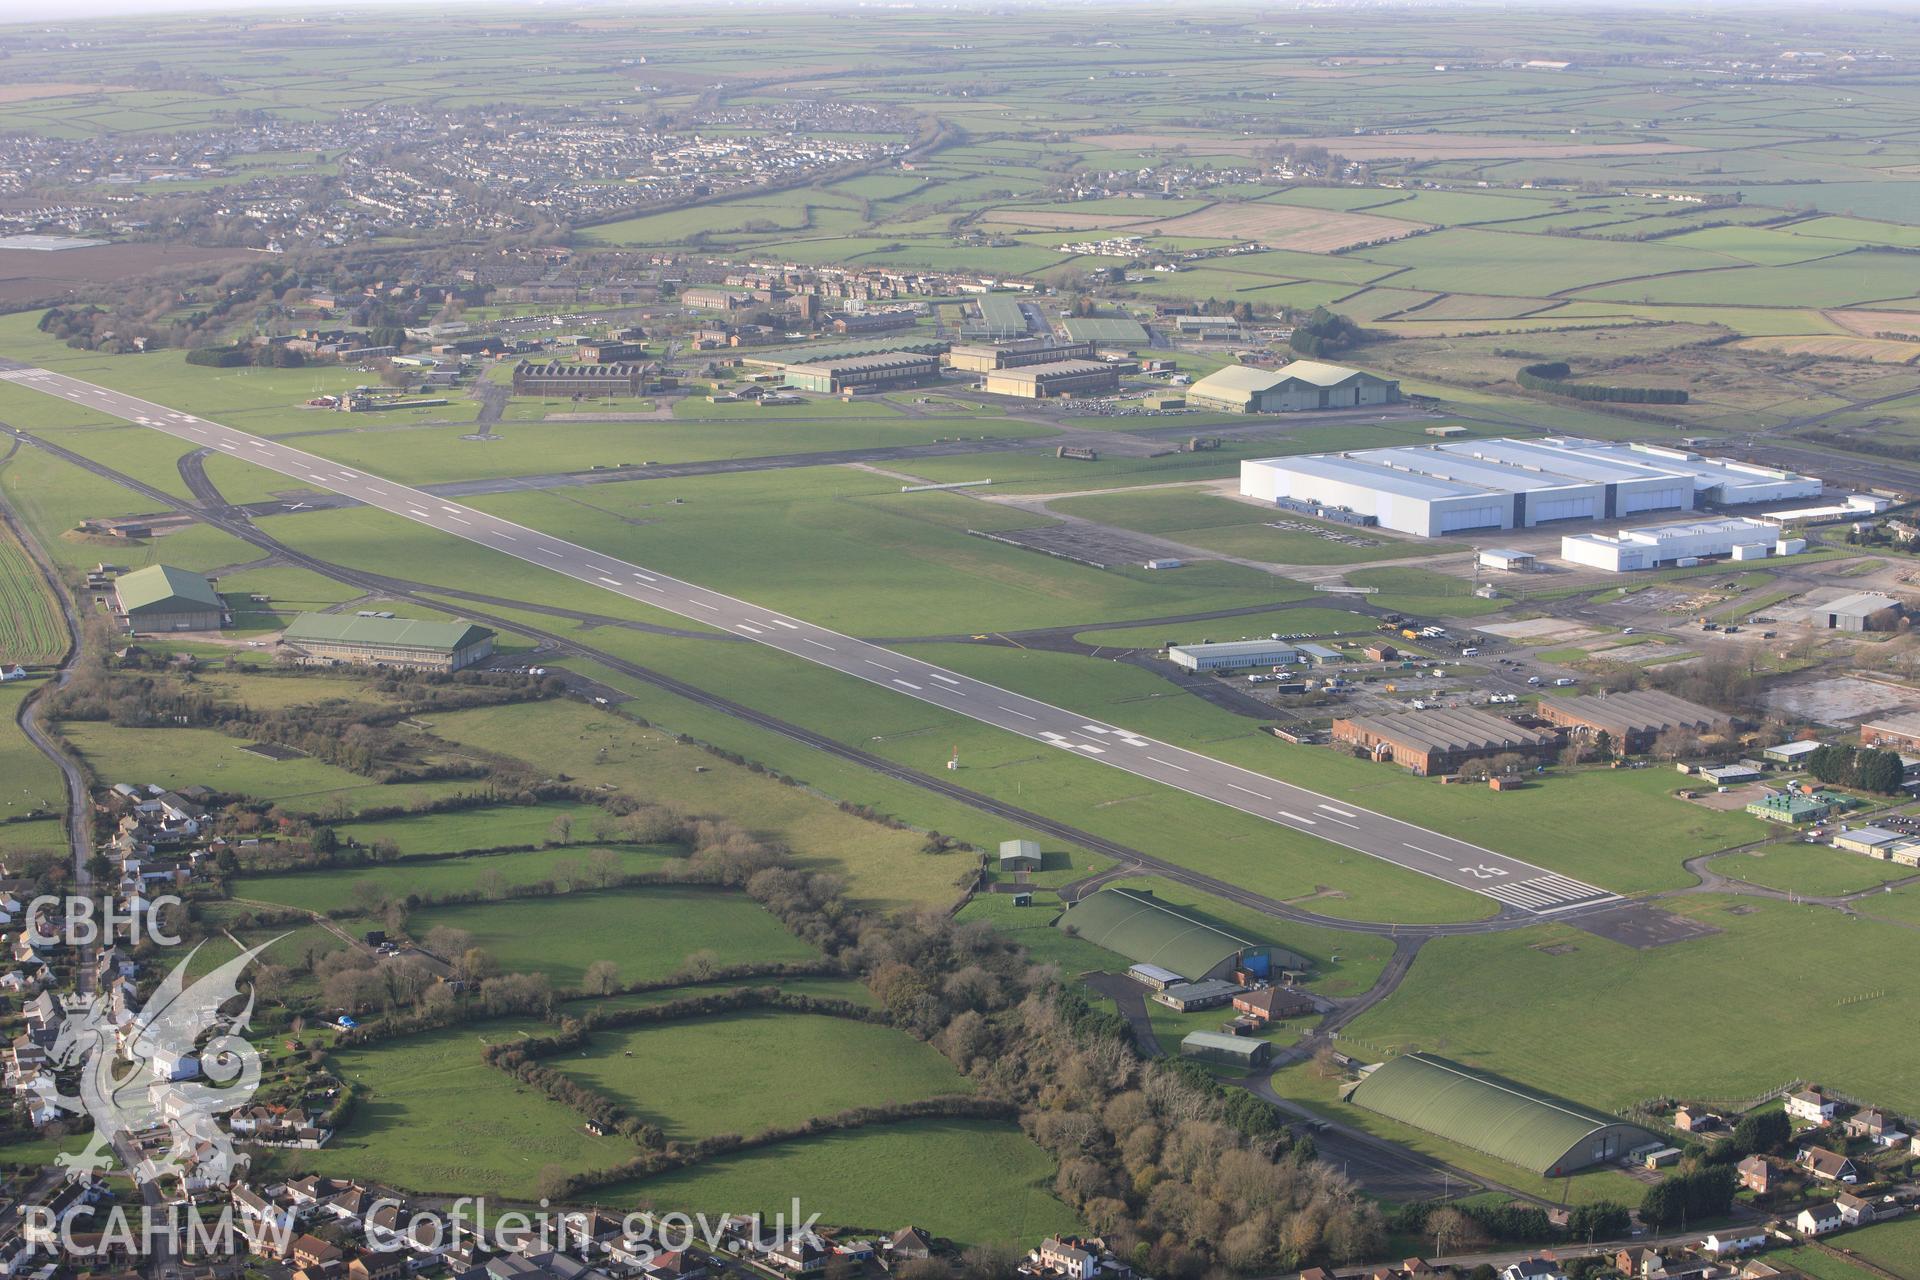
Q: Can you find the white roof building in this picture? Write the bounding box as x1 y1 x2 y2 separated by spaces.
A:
1561 516 1798 572
1240 437 1817 538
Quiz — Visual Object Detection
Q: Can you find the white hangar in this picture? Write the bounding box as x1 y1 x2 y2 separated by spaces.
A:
1238 437 1819 538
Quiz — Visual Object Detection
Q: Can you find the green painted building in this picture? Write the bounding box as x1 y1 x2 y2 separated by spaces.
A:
280 613 496 672
114 564 224 633
1181 1030 1271 1069
1344 1053 1652 1176
1053 887 1304 981
1745 791 1836 824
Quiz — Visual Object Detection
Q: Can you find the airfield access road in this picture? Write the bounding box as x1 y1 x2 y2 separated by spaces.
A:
0 362 1620 918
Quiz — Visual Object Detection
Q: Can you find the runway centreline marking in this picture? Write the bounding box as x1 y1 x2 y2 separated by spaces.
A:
12 364 1619 918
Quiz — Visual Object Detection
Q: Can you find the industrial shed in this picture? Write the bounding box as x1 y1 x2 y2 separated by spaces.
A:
1239 437 1818 538
280 613 496 672
982 359 1119 399
1054 887 1301 981
1332 708 1554 777
1534 690 1731 753
781 350 940 394
1344 1053 1653 1176
946 338 1095 372
114 564 225 633
1816 592 1904 632
1188 361 1399 413
1166 639 1299 672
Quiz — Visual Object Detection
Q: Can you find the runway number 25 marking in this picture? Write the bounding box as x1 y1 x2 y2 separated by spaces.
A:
1459 864 1510 880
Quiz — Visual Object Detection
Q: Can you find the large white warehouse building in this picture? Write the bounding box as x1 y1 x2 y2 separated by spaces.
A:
1239 438 1819 538
1561 517 1805 572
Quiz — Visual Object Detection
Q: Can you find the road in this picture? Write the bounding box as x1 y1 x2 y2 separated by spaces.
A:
0 491 90 889
0 362 1617 918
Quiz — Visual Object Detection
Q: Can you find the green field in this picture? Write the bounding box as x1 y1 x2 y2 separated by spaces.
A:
332 801 621 856
55 721 480 814
0 521 64 666
400 887 821 989
1341 895 1920 1114
230 845 682 915
0 686 65 822
314 1016 617 1196
411 700 959 911
602 1118 1077 1246
1708 845 1916 899
560 1009 968 1140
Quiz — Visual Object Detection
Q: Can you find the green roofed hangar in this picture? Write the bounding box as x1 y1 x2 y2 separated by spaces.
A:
1054 887 1305 982
1343 1053 1654 1176
114 564 225 633
280 612 496 673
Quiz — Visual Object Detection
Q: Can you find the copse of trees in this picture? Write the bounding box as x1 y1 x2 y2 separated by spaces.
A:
1517 362 1688 405
1289 307 1361 358
1639 1163 1736 1229
1804 743 1906 794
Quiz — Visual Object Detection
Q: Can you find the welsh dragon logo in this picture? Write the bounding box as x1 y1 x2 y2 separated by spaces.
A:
46 938 279 1188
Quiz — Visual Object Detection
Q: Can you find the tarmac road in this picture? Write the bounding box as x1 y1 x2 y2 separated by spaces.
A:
0 363 1619 919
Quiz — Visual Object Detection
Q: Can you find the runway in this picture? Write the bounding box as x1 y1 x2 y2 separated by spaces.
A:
0 362 1620 918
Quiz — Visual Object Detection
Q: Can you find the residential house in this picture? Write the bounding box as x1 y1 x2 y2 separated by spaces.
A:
292 1234 347 1270
1795 1203 1844 1237
640 1249 710 1280
887 1227 934 1266
347 1252 407 1280
1737 1155 1774 1195
1798 1146 1860 1183
1787 1089 1837 1124
768 1236 830 1276
1034 1238 1100 1280
1615 1248 1665 1277
1835 1193 1878 1227
1700 1232 1767 1256
1845 1109 1909 1147
1501 1259 1566 1280
1674 1107 1721 1133
21 992 60 1046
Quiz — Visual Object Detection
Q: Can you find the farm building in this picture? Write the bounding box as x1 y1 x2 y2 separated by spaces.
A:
1561 517 1799 573
1814 592 1904 632
1187 361 1399 414
510 361 645 398
114 565 224 633
1331 708 1553 777
780 350 940 394
1343 1053 1654 1176
1166 639 1300 672
280 613 496 673
982 360 1119 399
1533 690 1731 753
998 839 1042 872
1860 712 1920 752
1053 887 1300 981
1181 1031 1271 1069
945 338 1095 373
1239 438 1818 539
